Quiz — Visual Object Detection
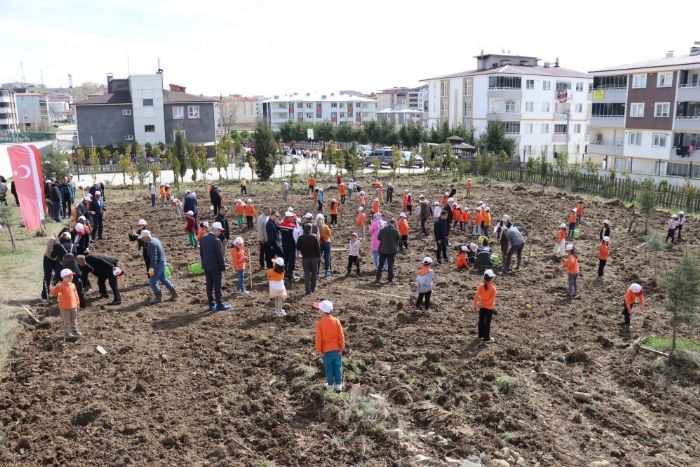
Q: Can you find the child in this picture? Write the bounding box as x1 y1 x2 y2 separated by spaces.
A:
473 269 497 343
185 211 197 247
245 199 256 230
231 236 248 294
467 242 478 265
329 199 338 226
347 232 361 276
339 183 347 204
268 257 288 317
553 223 567 257
415 257 435 312
235 199 245 227
461 207 471 232
149 183 157 208
567 209 577 239
622 283 644 331
455 245 469 270
376 183 384 204
358 190 366 211
677 211 686 241
576 200 584 226
562 244 579 299
386 183 394 203
402 190 409 213
441 192 449 207
50 269 82 339
666 214 678 244
466 177 472 198
397 212 409 250
473 203 484 236
317 187 325 212
356 207 367 239
598 236 610 281
314 299 345 391
173 197 183 220
599 219 611 240
159 184 167 208
371 198 380 215
197 221 209 244
452 204 462 232
483 207 492 237
405 192 413 216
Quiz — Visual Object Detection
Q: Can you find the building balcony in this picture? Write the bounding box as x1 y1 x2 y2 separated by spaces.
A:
487 111 521 121
487 88 522 99
0 95 13 103
590 115 625 128
590 87 626 104
677 84 700 102
674 115 700 131
553 133 569 143
587 141 624 156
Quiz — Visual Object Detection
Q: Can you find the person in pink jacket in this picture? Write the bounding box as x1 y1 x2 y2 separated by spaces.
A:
369 212 387 269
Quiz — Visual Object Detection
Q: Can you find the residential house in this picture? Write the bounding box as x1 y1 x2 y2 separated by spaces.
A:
262 92 377 131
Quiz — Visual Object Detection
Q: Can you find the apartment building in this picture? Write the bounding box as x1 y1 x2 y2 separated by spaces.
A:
588 43 700 180
0 88 19 131
262 92 377 131
219 94 262 131
422 53 591 162
75 73 217 147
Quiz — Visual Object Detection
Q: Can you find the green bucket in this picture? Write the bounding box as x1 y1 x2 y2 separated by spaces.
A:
573 228 582 239
188 261 204 275
165 264 172 279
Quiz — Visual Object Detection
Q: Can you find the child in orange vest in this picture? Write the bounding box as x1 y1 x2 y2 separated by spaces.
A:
597 236 610 280
473 203 484 236
371 198 380 215
358 191 366 211
553 223 567 257
339 184 347 204
576 200 584 225
441 192 449 207
567 209 577 239
308 177 316 196
244 199 256 230
452 204 462 231
269 257 287 317
473 269 497 343
455 245 469 270
483 207 493 237
562 244 579 299
231 236 248 294
235 199 246 227
197 221 208 243
461 207 471 233
329 199 339 226
50 269 82 339
622 283 644 330
314 299 345 391
356 207 367 238
397 212 409 250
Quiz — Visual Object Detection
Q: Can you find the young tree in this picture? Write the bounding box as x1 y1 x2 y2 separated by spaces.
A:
173 130 188 182
75 147 86 172
117 154 133 185
391 145 402 182
150 164 161 186
638 178 657 234
215 147 228 181
662 250 700 358
347 149 362 178
166 148 180 187
89 146 100 179
372 156 380 178
196 145 208 182
407 148 416 175
325 140 338 177
251 121 276 181
42 151 71 180
187 144 199 182
0 205 16 252
645 230 665 281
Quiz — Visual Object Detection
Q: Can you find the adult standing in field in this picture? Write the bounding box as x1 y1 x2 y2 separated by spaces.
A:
296 223 321 294
184 191 198 223
200 222 231 311
472 269 497 343
210 184 222 215
41 232 61 299
501 225 526 272
317 214 333 277
128 219 150 274
48 180 62 222
369 212 386 269
434 210 450 264
76 195 93 227
279 211 298 282
419 195 430 236
240 177 248 195
266 210 283 262
257 207 271 269
215 206 230 243
138 230 180 304
91 191 105 240
375 218 401 283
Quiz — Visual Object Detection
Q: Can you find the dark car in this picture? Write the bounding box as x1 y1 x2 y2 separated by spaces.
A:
364 147 395 167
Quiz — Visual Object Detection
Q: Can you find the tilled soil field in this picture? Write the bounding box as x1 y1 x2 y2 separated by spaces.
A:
1 180 699 466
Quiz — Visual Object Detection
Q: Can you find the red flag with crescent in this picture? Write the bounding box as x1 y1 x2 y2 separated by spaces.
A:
8 144 45 232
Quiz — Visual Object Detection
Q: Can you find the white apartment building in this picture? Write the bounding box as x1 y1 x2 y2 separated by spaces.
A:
0 88 19 132
422 53 591 163
262 92 377 131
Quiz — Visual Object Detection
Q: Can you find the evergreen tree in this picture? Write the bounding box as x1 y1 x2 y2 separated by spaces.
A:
662 251 700 357
251 121 276 181
638 178 657 234
173 131 188 181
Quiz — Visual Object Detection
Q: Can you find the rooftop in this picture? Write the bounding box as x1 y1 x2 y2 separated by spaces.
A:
421 64 590 81
264 92 376 103
75 89 216 106
589 53 700 74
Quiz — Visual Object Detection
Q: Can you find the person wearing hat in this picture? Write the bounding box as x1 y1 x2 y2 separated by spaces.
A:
268 257 288 317
71 222 91 256
336 171 342 187
622 283 644 331
355 207 367 239
77 253 122 306
419 195 431 236
473 269 497 343
184 211 197 248
552 223 567 258
314 299 345 391
338 183 347 204
562 244 579 299
347 179 354 199
598 236 610 281
455 245 469 270
397 212 409 251
138 230 179 304
575 200 584 226
329 199 339 226
200 222 231 311
566 208 577 240
244 199 256 230
432 201 442 220
369 212 387 269
346 232 362 276
279 211 298 282
90 191 105 241
148 183 157 208
666 214 679 244
60 253 87 309
415 257 435 312
129 219 151 272
76 195 93 227
599 219 611 241
501 223 526 272
676 211 686 241
50 268 82 339
358 190 366 211
376 218 401 283
197 221 209 245
434 210 450 264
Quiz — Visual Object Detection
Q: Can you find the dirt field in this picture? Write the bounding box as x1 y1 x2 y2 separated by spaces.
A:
1 178 699 466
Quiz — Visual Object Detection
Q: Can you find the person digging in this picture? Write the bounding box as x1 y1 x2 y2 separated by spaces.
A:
138 230 179 304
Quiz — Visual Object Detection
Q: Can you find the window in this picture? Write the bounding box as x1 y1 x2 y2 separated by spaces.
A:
523 145 533 155
306 103 312 109
575 82 584 92
463 78 472 96
142 98 153 106
505 100 516 113
630 103 645 118
542 81 551 91
554 124 568 134
340 112 345 118
296 103 303 108
172 106 184 119
525 102 534 112
654 102 670 118
504 122 520 134
657 72 673 88
541 123 549 134
632 74 647 88
591 103 626 117
541 102 550 112
523 123 533 133
122 109 132 116
526 79 534 90
556 81 571 91
125 134 134 141
574 124 581 134
488 76 521 89
628 132 642 146
331 103 337 108
306 112 313 119
144 125 155 133
575 103 583 113
593 75 627 90
187 105 200 119
652 133 667 147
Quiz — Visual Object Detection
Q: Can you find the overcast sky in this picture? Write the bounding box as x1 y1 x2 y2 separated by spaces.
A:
2 0 697 97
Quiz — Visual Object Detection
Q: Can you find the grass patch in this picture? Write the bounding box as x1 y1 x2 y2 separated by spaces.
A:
430 361 448 376
322 390 348 405
344 359 362 383
350 397 389 437
496 375 516 394
641 335 700 354
295 363 317 380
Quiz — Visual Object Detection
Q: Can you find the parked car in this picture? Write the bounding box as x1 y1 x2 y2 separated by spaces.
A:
401 150 424 168
356 144 373 158
364 147 395 167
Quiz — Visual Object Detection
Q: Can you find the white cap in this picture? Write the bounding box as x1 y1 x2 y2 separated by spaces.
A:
319 187 324 191
460 245 468 252
679 211 684 215
603 236 610 242
560 223 567 229
137 219 147 226
186 210 194 216
285 210 294 217
211 222 223 230
316 213 325 221
304 212 313 219
448 197 454 202
434 201 439 206
360 191 365 194
565 244 574 251
423 256 433 264
444 192 449 195
274 257 285 266
78 216 86 221
84 195 91 201
572 208 577 212
202 221 209 227
419 194 424 199
331 198 337 202
314 299 334 314
95 191 101 195
469 242 478 252
137 229 151 239
61 231 71 240
486 207 491 212
671 214 678 218
630 283 642 294
233 236 244 245
358 207 364 212
484 269 495 278
399 212 406 218
287 206 294 212
60 268 74 278
209 205 215 211
75 223 84 233
603 219 609 225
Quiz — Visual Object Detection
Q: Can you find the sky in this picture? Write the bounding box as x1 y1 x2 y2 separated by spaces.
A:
1 0 698 98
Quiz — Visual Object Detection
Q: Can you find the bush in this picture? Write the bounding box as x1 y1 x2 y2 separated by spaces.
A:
496 375 516 394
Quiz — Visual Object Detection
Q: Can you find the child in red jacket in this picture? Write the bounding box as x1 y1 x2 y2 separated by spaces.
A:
185 210 197 247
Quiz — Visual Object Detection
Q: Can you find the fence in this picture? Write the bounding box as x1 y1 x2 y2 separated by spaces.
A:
0 131 56 144
487 165 700 213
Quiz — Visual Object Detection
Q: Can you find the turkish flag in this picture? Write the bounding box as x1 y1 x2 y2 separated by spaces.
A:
8 144 45 232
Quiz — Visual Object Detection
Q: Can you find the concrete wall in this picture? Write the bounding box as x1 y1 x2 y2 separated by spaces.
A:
164 103 216 144
15 94 42 128
626 71 676 130
76 105 134 147
129 75 166 145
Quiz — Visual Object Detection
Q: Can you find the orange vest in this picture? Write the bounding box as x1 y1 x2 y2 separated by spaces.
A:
473 283 496 309
556 229 566 242
563 254 579 274
598 242 609 261
330 203 338 215
244 204 256 217
455 253 468 269
315 315 345 353
356 213 366 226
231 247 246 271
371 201 380 213
397 218 409 235
339 185 347 196
50 281 80 310
236 203 245 215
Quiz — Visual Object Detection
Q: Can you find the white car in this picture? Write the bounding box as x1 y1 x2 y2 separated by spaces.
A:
401 150 424 168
